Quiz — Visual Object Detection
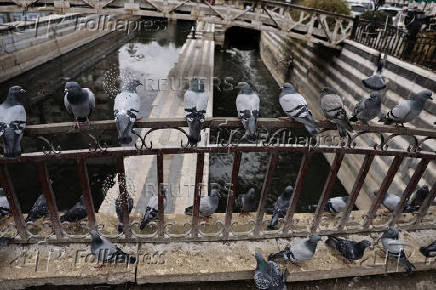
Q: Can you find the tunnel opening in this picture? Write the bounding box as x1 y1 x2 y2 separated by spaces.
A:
223 26 260 50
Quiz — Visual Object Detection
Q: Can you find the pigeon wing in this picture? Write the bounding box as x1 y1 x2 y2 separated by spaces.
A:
236 93 260 115
279 93 309 118
84 88 96 117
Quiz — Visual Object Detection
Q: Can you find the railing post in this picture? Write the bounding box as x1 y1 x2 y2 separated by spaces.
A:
0 164 29 240
223 151 242 239
192 152 205 238
76 158 96 230
414 180 436 225
351 15 359 39
116 156 131 238
157 152 165 238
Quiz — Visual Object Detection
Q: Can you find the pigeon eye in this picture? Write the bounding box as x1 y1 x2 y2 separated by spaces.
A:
200 118 205 123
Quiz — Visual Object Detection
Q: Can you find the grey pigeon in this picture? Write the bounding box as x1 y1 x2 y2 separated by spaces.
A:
410 185 429 208
184 77 208 145
0 86 26 158
279 82 318 136
320 87 353 138
381 227 415 274
236 187 257 214
185 188 219 217
380 90 432 126
325 236 371 262
267 186 293 230
140 189 167 230
25 194 49 222
420 241 436 258
308 196 349 214
90 230 136 264
0 188 10 219
60 195 87 223
254 252 287 290
362 53 387 90
268 236 321 264
115 194 134 233
236 82 260 142
0 236 12 248
373 191 416 213
64 81 95 126
349 92 382 124
114 79 142 145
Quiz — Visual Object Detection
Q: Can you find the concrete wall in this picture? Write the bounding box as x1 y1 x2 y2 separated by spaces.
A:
260 31 435 208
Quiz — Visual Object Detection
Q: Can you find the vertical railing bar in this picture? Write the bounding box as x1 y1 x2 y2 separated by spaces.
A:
36 161 64 240
363 155 404 229
310 151 345 234
223 151 242 239
282 152 313 234
0 164 28 239
414 180 436 225
390 158 430 226
337 154 375 230
76 158 96 230
254 151 279 236
116 156 131 238
157 151 165 238
192 152 205 238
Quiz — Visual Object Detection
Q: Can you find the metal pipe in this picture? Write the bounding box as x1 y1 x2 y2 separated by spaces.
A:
192 152 205 238
116 156 131 238
223 151 242 238
157 152 165 238
76 158 96 229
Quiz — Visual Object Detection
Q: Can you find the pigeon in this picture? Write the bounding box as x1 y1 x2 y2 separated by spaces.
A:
64 81 95 127
185 188 219 217
25 194 49 222
410 185 429 208
0 236 12 248
254 252 287 290
90 230 136 264
349 92 382 124
0 86 27 158
114 79 142 145
235 187 257 214
379 90 432 126
373 191 416 213
184 77 208 146
279 82 318 136
381 227 415 274
0 188 10 219
236 82 260 142
362 53 387 90
60 195 87 223
267 186 293 230
268 236 321 264
308 196 349 214
325 236 371 262
320 87 353 138
115 194 134 233
140 189 167 230
419 241 436 258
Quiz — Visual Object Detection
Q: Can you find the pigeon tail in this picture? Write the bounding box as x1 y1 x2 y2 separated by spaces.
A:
336 120 353 138
140 207 158 230
419 247 430 257
325 236 339 249
399 255 416 274
267 249 287 262
185 205 193 215
299 117 318 137
267 213 279 230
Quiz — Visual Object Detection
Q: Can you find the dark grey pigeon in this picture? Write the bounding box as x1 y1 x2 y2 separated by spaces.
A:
254 252 286 290
114 79 141 145
420 241 436 258
140 189 167 230
64 81 95 127
320 87 353 138
325 236 371 262
410 185 429 208
0 188 10 219
90 230 136 264
308 196 349 214
0 86 26 158
236 188 257 214
25 194 49 222
349 92 382 124
268 236 321 264
381 227 415 274
267 186 293 230
185 188 219 217
0 236 12 248
60 195 87 223
279 82 318 136
380 90 432 126
184 77 208 146
362 53 387 90
115 194 134 233
236 82 260 142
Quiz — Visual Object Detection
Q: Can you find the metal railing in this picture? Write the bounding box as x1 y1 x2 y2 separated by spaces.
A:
0 117 435 243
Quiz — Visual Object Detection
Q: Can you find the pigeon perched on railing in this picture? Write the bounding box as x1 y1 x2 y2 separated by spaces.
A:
140 189 167 230
279 82 318 136
268 236 321 264
419 240 436 258
236 82 260 142
267 185 293 230
0 86 27 158
64 81 95 127
320 87 353 138
115 194 134 233
325 236 371 263
349 92 382 124
90 230 136 265
236 187 257 215
254 252 287 290
362 53 387 91
410 185 429 208
0 188 10 219
381 227 415 274
185 188 219 217
114 79 142 145
184 77 208 146
60 195 87 223
25 194 49 223
308 196 349 214
379 90 432 126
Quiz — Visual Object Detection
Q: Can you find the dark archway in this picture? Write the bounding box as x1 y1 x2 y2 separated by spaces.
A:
224 26 261 50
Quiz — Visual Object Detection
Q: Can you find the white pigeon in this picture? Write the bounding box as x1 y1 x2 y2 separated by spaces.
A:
64 81 95 127
236 82 260 142
184 77 208 145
